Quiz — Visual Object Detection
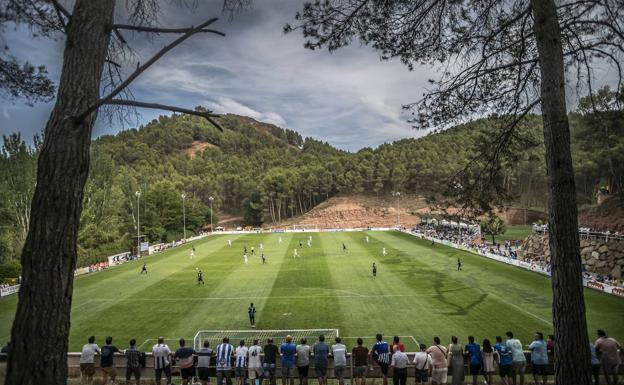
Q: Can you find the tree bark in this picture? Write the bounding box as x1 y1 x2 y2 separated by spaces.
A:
531 1 592 385
5 1 116 384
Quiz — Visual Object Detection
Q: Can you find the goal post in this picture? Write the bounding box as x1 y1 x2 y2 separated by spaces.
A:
193 329 339 351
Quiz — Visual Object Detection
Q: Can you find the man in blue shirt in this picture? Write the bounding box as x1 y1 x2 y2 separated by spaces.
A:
280 335 297 385
528 332 548 385
216 337 234 385
313 335 329 385
494 336 513 385
464 336 482 385
370 334 390 385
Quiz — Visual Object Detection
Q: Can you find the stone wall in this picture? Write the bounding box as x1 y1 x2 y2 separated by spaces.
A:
522 233 624 279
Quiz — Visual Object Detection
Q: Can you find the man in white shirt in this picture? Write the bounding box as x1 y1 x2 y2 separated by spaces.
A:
152 337 172 385
391 345 409 385
331 337 347 385
505 331 526 385
248 339 263 385
235 340 249 385
412 344 432 384
79 336 100 385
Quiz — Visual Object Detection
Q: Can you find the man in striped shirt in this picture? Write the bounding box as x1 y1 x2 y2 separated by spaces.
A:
235 340 249 385
370 334 390 385
216 337 235 385
152 337 172 385
197 340 214 385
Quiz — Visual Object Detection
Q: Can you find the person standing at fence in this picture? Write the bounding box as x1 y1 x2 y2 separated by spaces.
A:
79 336 100 385
390 345 409 385
197 340 214 385
481 339 497 385
296 338 311 385
528 332 548 385
217 337 235 385
448 336 464 385
313 335 330 385
506 331 526 385
152 336 173 385
494 336 513 385
371 334 390 385
426 337 448 385
263 338 279 385
235 340 249 385
331 337 348 385
595 329 622 385
248 339 263 385
124 339 142 385
100 336 120 385
412 344 432 385
464 336 482 385
175 338 197 385
352 338 369 385
281 335 297 385
391 336 405 353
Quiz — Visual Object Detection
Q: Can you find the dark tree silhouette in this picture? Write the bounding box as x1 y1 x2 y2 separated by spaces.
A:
0 1 240 384
287 1 623 384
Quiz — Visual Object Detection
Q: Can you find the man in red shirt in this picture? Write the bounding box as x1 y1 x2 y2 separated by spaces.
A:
391 336 405 353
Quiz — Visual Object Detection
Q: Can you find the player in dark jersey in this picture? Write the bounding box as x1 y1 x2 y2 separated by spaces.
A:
140 263 147 274
248 303 256 328
372 263 377 279
299 240 303 248
244 246 248 254
197 269 205 285
261 254 267 264
342 243 347 252
457 258 462 271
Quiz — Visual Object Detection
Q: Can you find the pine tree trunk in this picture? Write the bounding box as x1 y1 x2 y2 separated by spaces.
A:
531 1 592 385
5 1 115 384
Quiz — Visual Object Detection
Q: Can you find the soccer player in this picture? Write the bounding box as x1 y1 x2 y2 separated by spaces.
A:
370 334 390 385
190 248 195 259
248 303 257 328
152 337 173 385
248 340 263 385
197 269 205 286
260 243 264 250
228 239 232 247
342 243 347 252
251 246 255 255
307 239 311 248
382 247 387 256
372 263 377 279
261 254 267 264
244 254 248 264
278 237 283 245
365 236 369 243
174 338 196 385
235 340 249 385
216 338 235 385
457 258 462 271
140 263 147 274
293 249 298 258
244 246 248 254
197 340 214 385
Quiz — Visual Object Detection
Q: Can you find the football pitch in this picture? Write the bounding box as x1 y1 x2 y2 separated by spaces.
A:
1 231 623 351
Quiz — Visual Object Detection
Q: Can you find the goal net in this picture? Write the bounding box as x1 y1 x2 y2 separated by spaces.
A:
193 329 339 351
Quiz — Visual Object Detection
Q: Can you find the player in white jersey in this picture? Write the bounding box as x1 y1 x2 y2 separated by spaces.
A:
244 254 248 264
228 239 232 247
235 340 249 385
278 236 283 244
259 243 264 250
190 249 195 259
307 239 311 247
293 249 298 258
309 235 312 241
382 247 387 256
366 236 369 243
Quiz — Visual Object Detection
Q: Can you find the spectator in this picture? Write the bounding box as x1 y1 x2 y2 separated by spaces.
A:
152 336 173 385
296 338 311 385
124 339 142 385
494 336 513 385
216 337 235 385
448 336 464 385
263 338 279 385
390 345 409 385
546 335 555 355
412 343 432 385
595 329 622 385
313 335 329 385
506 331 526 385
79 336 100 385
175 338 197 385
528 332 548 385
0 341 9 361
464 336 482 385
426 336 448 385
248 339 263 385
481 339 497 385
197 340 214 385
391 336 405 353
352 338 370 385
331 337 347 385
100 336 119 385
371 334 391 385
235 340 249 385
280 336 297 385
589 342 601 385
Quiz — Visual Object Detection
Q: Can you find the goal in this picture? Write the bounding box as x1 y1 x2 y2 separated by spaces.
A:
193 329 339 350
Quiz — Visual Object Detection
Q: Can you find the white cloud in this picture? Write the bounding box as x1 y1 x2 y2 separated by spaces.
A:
207 97 286 126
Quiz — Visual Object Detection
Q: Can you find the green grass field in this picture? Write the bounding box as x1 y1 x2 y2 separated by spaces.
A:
1 231 622 352
496 225 533 242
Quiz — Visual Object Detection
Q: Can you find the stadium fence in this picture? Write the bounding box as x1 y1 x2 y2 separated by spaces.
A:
193 329 339 351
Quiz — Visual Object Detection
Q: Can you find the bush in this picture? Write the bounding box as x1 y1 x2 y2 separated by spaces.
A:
0 260 21 281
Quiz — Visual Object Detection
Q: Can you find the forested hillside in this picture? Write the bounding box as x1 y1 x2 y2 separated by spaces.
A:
1 91 622 269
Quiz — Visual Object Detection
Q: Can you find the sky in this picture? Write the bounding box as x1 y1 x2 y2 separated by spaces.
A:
0 1 620 151
0 0 438 151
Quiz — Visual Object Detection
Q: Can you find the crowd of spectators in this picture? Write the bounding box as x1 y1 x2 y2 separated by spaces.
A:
64 330 623 385
533 224 624 242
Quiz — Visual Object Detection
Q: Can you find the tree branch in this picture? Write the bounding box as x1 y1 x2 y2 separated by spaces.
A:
112 24 226 37
77 17 222 122
103 99 224 131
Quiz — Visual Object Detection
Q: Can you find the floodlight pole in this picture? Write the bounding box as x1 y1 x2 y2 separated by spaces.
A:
209 196 214 232
135 190 141 258
181 193 187 240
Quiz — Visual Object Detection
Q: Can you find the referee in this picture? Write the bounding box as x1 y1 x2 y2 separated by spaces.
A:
248 303 256 328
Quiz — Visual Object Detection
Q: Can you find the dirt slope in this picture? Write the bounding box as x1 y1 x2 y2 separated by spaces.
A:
578 195 624 232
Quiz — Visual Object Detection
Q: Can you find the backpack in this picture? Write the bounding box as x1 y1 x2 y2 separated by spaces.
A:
139 351 146 368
